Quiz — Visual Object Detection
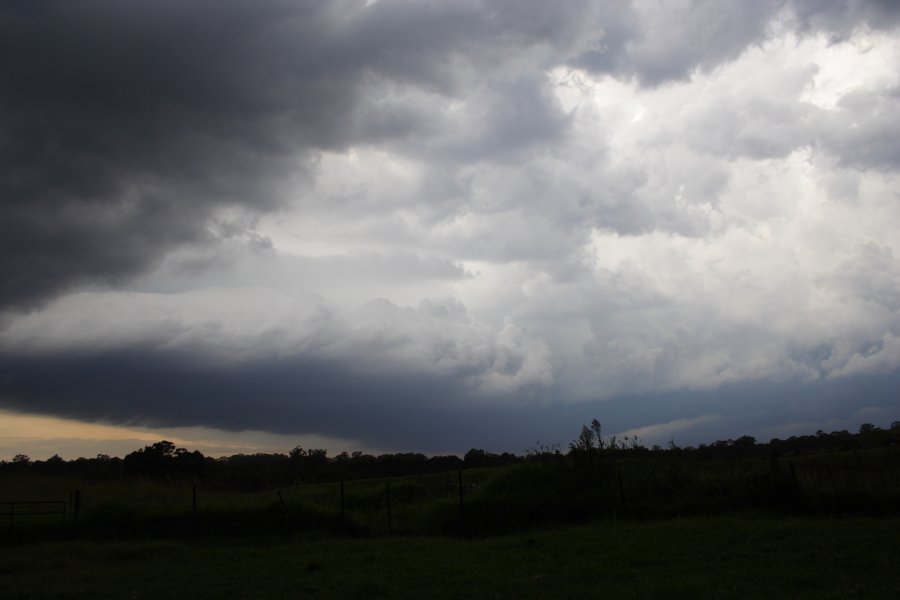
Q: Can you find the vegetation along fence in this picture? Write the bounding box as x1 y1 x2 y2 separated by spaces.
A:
3 422 899 538
1 499 70 532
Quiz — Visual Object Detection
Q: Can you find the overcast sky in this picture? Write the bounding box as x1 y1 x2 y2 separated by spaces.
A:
2 0 900 459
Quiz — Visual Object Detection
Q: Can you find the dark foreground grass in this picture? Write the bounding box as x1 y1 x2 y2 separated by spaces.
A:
2 516 898 599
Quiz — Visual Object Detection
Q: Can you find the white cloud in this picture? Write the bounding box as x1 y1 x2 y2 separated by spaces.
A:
617 414 724 445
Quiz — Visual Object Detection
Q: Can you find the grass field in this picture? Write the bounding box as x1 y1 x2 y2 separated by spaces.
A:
0 468 503 537
2 516 899 599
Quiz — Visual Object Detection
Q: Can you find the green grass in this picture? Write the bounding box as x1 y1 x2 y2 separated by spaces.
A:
0 469 501 538
1 516 898 599
4 447 900 542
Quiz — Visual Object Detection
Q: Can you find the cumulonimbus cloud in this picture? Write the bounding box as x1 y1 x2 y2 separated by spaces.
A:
1 1 899 453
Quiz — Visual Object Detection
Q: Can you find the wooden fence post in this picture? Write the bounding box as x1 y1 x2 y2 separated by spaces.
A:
386 481 392 536
617 469 626 513
73 490 81 524
458 470 464 527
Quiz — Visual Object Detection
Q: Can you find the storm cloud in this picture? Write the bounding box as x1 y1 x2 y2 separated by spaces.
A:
1 1 899 455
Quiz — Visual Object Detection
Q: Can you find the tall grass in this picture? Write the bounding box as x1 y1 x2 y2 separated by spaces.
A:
2 447 899 540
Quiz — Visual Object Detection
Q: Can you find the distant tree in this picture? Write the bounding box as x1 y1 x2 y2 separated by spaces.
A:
150 440 177 458
569 425 597 454
289 446 329 481
859 423 876 434
590 419 603 449
376 452 428 477
123 440 204 478
12 453 31 464
427 454 464 472
464 448 499 469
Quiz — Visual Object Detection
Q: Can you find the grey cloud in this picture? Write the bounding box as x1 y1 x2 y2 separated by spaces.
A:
626 0 782 86
572 0 900 87
6 0 898 312
0 0 609 310
424 75 571 164
0 290 552 395
2 334 895 453
616 375 900 447
510 218 900 403
137 249 470 297
0 290 554 450
3 0 900 454
682 78 819 160
572 0 781 86
0 347 471 450
1 1 361 309
818 87 900 171
827 242 900 311
790 0 900 38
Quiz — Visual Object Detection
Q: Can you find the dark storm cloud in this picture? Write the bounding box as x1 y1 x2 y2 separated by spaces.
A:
4 0 897 311
0 0 609 310
2 0 899 452
0 290 553 449
1 342 896 452
1 0 361 308
0 343 546 452
0 347 452 447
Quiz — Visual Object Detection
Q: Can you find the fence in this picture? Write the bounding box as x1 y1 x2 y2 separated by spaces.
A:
278 470 472 536
6 457 896 538
0 500 70 533
0 473 473 538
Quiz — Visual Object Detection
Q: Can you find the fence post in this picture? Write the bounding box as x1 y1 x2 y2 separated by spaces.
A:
192 482 198 513
340 479 345 523
73 490 81 525
458 470 464 527
386 481 392 536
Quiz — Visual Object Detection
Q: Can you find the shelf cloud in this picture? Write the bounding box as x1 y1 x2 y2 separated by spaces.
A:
1 0 899 455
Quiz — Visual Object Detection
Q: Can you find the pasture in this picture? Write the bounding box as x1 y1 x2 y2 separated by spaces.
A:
2 516 898 599
3 430 899 597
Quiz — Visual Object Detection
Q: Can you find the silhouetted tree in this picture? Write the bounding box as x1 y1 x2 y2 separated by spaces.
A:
123 441 205 478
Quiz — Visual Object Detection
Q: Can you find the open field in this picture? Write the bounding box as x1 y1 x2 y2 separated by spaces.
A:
0 468 501 538
2 433 899 597
2 516 899 599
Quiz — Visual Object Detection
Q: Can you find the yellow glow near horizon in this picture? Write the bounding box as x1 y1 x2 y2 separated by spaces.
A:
0 410 181 443
0 409 366 461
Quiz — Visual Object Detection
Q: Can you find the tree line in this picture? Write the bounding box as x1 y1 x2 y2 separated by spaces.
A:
2 420 898 489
